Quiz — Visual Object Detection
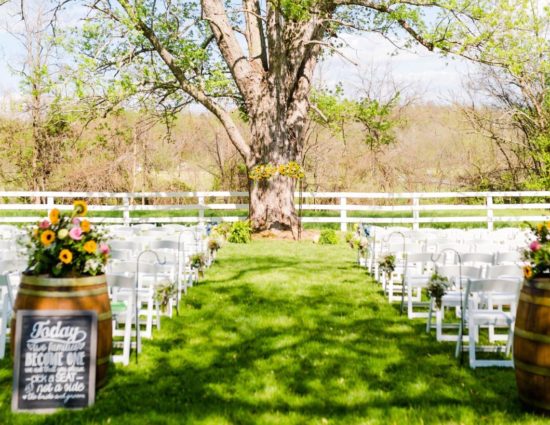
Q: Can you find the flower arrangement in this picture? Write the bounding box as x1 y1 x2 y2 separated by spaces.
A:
379 254 396 277
249 161 305 181
190 253 206 270
523 222 550 280
208 237 222 254
426 273 450 309
25 201 109 277
154 279 177 312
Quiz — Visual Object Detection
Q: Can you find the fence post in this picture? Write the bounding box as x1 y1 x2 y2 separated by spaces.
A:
46 196 54 214
486 195 494 231
198 195 205 225
340 196 347 232
123 195 130 226
412 196 420 231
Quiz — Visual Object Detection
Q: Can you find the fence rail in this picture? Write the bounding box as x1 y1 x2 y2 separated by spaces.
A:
1 191 550 231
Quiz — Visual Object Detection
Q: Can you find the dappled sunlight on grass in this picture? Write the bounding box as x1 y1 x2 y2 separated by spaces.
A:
0 240 546 424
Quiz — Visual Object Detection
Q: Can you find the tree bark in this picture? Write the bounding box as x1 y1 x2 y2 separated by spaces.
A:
249 175 298 234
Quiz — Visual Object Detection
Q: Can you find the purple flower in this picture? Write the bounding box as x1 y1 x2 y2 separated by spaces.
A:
69 227 83 241
530 240 542 252
72 217 81 226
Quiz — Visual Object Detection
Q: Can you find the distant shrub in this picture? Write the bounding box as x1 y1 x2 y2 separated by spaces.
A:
228 220 252 243
319 229 338 245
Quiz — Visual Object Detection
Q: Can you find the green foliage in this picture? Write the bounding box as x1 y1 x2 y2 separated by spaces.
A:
228 220 252 243
318 229 338 244
310 84 401 150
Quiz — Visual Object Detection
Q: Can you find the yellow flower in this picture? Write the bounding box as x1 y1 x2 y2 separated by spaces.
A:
537 223 544 232
83 240 97 254
40 230 55 246
546 221 550 231
81 219 91 233
523 266 533 280
49 208 60 225
32 228 39 239
73 200 88 216
58 229 69 239
59 249 73 264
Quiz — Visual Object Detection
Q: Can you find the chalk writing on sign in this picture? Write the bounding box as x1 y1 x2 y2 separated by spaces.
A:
12 310 97 412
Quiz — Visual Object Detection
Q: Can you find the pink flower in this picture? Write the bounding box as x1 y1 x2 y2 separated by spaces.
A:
69 227 83 241
530 241 542 252
38 219 50 229
72 217 81 226
99 243 110 255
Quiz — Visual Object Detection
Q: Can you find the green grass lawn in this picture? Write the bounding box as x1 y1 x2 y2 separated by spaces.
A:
0 241 545 424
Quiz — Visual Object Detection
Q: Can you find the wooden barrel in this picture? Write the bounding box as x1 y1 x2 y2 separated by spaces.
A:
11 274 112 389
514 277 550 413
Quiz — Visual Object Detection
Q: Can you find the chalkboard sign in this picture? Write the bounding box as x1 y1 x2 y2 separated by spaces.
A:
12 310 97 413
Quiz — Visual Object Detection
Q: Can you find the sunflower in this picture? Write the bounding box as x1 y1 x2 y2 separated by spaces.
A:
40 230 55 246
73 200 88 217
523 265 533 280
83 240 97 254
49 208 60 225
81 219 91 233
59 249 73 264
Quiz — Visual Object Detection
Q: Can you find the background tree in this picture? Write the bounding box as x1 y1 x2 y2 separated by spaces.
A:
74 0 505 234
459 1 550 190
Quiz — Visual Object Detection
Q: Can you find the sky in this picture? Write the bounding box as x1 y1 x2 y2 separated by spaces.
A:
0 1 527 108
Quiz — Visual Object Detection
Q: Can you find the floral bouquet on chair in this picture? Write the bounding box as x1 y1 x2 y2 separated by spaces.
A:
523 222 550 280
25 200 110 277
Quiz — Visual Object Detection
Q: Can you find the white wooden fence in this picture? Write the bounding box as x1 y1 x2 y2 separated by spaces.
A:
0 190 549 231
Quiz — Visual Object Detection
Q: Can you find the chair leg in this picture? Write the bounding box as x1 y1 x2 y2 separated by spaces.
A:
0 299 7 359
426 299 433 333
469 321 477 369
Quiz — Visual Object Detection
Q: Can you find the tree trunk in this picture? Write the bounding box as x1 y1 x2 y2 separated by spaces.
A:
249 174 299 235
246 89 304 236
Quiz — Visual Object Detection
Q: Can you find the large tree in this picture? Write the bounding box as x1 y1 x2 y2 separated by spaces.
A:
78 0 501 234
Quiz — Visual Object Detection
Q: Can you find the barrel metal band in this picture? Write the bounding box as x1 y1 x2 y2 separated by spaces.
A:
97 355 110 366
515 359 550 377
515 327 550 344
518 392 550 411
519 292 550 307
98 311 112 321
17 287 108 298
532 281 550 291
21 275 106 287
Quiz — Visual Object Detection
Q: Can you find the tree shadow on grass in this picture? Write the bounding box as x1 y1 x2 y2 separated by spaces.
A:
0 245 542 425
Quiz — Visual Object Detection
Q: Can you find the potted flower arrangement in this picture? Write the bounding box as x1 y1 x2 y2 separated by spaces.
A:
522 222 550 279
13 200 112 389
25 201 110 277
514 222 550 413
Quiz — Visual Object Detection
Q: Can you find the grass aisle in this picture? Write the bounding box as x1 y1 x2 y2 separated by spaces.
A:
0 241 544 424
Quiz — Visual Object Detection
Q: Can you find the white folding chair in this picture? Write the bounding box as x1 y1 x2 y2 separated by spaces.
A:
427 265 482 341
107 273 139 366
456 278 521 369
403 253 436 319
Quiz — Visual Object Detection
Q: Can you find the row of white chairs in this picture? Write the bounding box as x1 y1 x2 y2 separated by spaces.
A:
0 224 213 366
359 226 527 368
